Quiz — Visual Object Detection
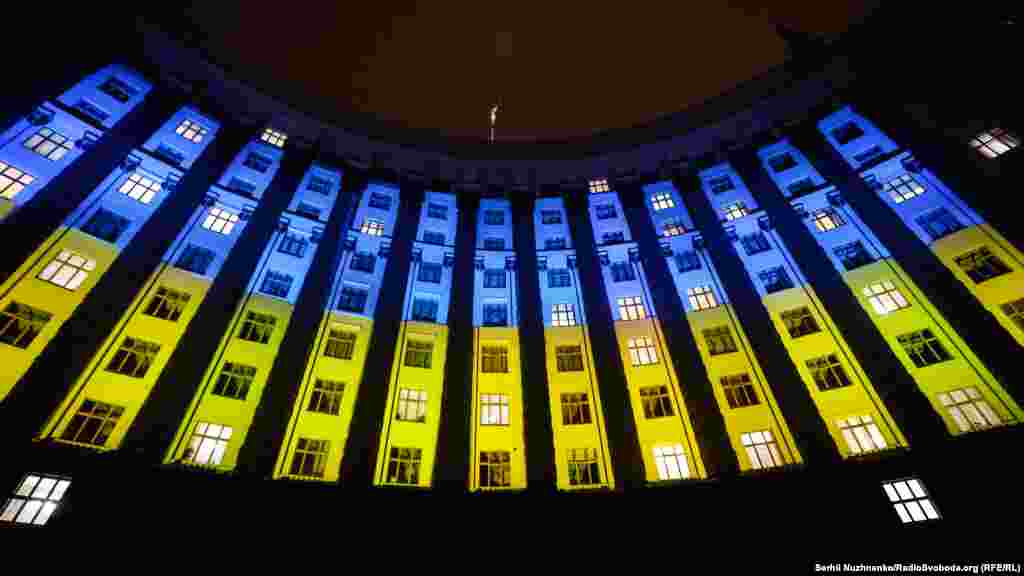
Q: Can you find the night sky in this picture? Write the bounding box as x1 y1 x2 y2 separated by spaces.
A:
156 2 878 143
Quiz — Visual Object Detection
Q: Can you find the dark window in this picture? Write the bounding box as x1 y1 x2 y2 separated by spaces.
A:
61 400 122 446
176 244 216 275
238 311 276 344
350 252 376 273
741 233 772 255
703 326 738 355
418 262 443 284
595 203 616 220
368 192 392 210
278 233 308 258
780 307 820 338
307 176 331 195
260 271 293 298
212 362 256 400
768 154 797 172
955 247 1012 283
404 341 433 368
556 345 584 372
0 302 52 348
675 250 701 272
483 302 508 326
481 346 509 373
98 77 137 102
915 208 964 241
567 448 601 486
324 329 356 360
545 237 566 250
602 231 624 244
639 386 674 419
484 269 506 288
787 178 815 195
560 393 592 425
338 286 368 313
106 337 160 378
708 175 734 194
721 374 759 408
295 202 321 219
541 210 562 224
548 269 571 288
853 146 884 164
479 451 511 488
1001 298 1024 331
308 380 344 414
81 208 131 243
484 237 505 250
142 287 191 322
834 241 875 271
387 447 422 484
290 438 329 478
153 144 184 165
897 329 953 368
75 99 109 123
427 203 448 219
610 261 635 282
831 122 865 145
243 153 272 173
412 297 438 322
759 266 793 294
422 231 445 245
806 354 852 391
484 210 505 225
227 177 256 195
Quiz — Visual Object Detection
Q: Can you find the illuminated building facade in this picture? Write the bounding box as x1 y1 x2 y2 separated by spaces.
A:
1 7 1022 541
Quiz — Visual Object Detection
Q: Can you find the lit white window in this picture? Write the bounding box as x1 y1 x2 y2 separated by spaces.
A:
837 415 887 455
186 422 233 466
627 336 658 366
651 192 674 211
397 388 428 422
885 174 926 204
202 207 240 235
653 444 689 481
480 393 510 426
23 127 73 161
617 295 646 320
175 119 208 143
662 219 685 237
969 128 1018 159
862 281 911 315
118 173 161 204
882 478 940 523
938 387 1002 433
551 303 577 327
38 250 96 290
1 474 71 526
589 179 610 194
812 209 845 232
361 218 384 236
260 128 287 148
687 285 718 311
741 430 783 470
0 161 35 200
723 202 748 221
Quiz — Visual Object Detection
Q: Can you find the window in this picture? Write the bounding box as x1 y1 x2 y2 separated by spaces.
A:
483 237 505 250
386 447 422 485
289 439 328 479
484 209 505 225
556 345 584 372
618 296 646 321
154 144 185 165
106 337 159 378
759 266 793 294
863 281 911 315
0 302 51 348
0 161 34 199
202 206 240 235
969 128 1019 159
418 262 443 284
260 128 287 148
81 208 130 243
143 287 190 322
723 202 748 221
412 297 439 322
722 374 759 408
483 268 505 288
780 307 820 338
212 362 257 400
742 430 783 470
741 233 771 255
661 219 685 237
98 76 137 102
368 192 392 210
38 250 95 290
955 247 1012 283
915 208 964 241
639 385 673 418
787 177 815 195
653 445 690 481
545 237 566 250
238 311 276 344
883 478 941 523
479 451 511 488
427 202 448 219
119 173 161 204
176 244 216 275
589 179 610 194
481 345 509 373
567 448 601 486
75 99 109 122
228 177 256 195
338 285 368 313
308 379 344 415
1000 298 1024 331
483 302 508 326
552 303 577 327
186 422 233 466
174 119 208 143
610 261 635 283
397 389 428 422
295 202 318 218
806 354 852 391
627 336 658 366
1 474 70 526
60 399 123 446
307 176 332 195
480 394 510 425
939 387 1001 433
703 326 738 355
897 329 952 368
853 146 884 164
350 251 376 273
768 153 797 172
422 231 445 245
831 121 865 145
885 174 926 203
324 328 356 360
23 127 73 161
278 233 308 258
548 269 571 288
687 285 718 311
541 210 562 224
708 176 734 195
834 241 874 271
560 393 592 425
404 340 433 368
838 415 887 455
675 251 701 273
602 231 625 244
260 271 293 298
243 152 272 173
812 209 845 232
595 203 616 220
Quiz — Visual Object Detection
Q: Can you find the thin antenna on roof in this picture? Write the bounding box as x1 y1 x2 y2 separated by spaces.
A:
490 103 500 143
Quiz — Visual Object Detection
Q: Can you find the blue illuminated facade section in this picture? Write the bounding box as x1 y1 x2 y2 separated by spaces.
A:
474 198 516 328
400 191 457 324
534 196 586 327
334 183 400 318
588 185 654 321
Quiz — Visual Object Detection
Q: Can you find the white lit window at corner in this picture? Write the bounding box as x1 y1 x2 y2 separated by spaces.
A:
589 179 610 194
1 474 71 526
862 281 910 315
361 218 384 236
0 161 35 200
119 173 161 204
882 478 940 523
837 415 887 455
186 422 233 466
260 128 287 148
722 202 749 221
653 444 690 481
651 192 675 211
202 207 240 235
969 128 1019 159
175 119 209 143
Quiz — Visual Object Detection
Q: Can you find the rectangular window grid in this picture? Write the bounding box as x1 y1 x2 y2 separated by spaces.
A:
422 231 445 245
483 268 506 288
838 415 887 455
955 247 1012 283
651 192 676 211
885 174 925 203
742 430 783 469
834 241 875 271
969 128 1019 159
863 281 911 315
595 203 616 220
938 387 1002 433
350 251 376 273
618 296 646 321
81 208 131 243
675 250 701 272
404 340 433 368
23 127 73 161
260 271 293 298
361 218 384 236
548 268 571 288
0 302 51 348
687 285 718 311
238 311 276 344
260 128 287 148
38 250 95 290
278 233 308 258
806 354 852 391
662 219 686 237
212 362 257 400
722 373 759 408
552 303 577 326
567 448 601 486
119 173 161 204
324 328 356 360
418 262 443 284
338 285 368 313
397 389 428 422
1 474 70 526
307 176 331 195
479 451 511 488
610 261 635 283
813 209 845 232
483 302 508 326
589 179 610 194
176 244 216 275
202 207 239 235
780 307 820 338
602 231 625 244
654 444 690 480
481 345 509 373
480 393 510 426
639 385 673 418
628 336 658 366
882 479 940 523
0 161 34 199
308 379 344 415
143 287 190 322
106 337 160 378
703 326 738 355
386 447 421 485
1001 298 1024 331
897 329 952 368
723 202 748 221
60 399 123 447
368 192 392 210
175 119 208 143
289 438 329 479
556 345 584 372
915 208 964 241
412 297 439 322
560 393 592 425
741 233 772 255
759 266 793 293
186 422 233 466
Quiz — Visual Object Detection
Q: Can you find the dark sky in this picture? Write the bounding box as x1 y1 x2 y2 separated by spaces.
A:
164 2 877 143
